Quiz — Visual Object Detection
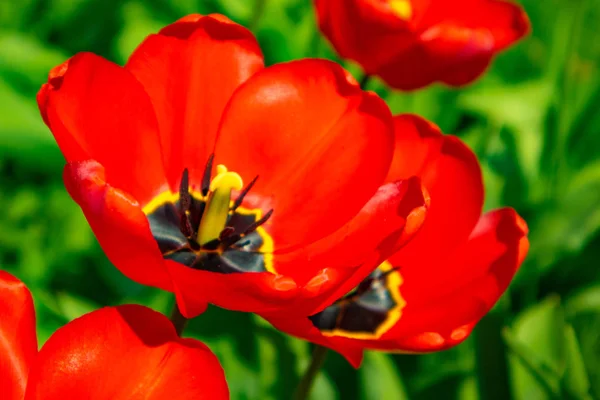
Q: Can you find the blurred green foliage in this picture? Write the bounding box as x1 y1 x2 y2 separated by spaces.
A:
1 0 599 399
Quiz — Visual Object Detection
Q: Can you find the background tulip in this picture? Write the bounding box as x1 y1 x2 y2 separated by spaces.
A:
0 271 229 400
314 0 530 90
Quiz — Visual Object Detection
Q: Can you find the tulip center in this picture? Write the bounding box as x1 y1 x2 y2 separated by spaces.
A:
388 0 412 20
309 261 405 339
143 155 275 274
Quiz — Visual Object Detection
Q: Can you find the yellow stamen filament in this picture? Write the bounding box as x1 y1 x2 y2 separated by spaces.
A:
389 0 412 20
197 164 243 246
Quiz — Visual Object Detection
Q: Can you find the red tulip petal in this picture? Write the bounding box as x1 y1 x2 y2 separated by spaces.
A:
215 59 394 250
266 315 365 368
272 177 428 309
421 0 529 87
166 260 298 317
37 52 167 206
125 14 264 192
424 0 531 51
386 114 483 270
372 208 529 352
375 44 445 91
0 271 37 400
25 305 228 400
63 160 172 291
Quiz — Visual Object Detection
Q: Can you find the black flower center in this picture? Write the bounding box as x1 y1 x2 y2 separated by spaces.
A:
143 156 274 274
309 262 405 339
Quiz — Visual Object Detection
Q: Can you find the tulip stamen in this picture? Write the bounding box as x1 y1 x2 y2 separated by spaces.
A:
243 209 273 235
219 226 235 241
231 175 259 212
178 168 194 237
353 266 400 297
219 209 273 249
201 153 215 197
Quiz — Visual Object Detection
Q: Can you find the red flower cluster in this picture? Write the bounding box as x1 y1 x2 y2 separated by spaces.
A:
0 271 228 399
265 115 529 366
31 1 531 381
315 0 530 90
38 14 429 319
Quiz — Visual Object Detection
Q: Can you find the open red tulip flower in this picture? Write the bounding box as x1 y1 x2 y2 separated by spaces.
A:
314 0 530 90
0 271 228 400
37 14 429 318
265 115 529 368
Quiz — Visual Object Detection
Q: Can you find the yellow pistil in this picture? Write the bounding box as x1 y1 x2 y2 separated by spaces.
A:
197 164 243 246
389 0 412 21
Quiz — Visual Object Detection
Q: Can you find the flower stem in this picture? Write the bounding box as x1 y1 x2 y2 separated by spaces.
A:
293 345 329 400
474 305 512 400
359 74 371 90
169 302 188 337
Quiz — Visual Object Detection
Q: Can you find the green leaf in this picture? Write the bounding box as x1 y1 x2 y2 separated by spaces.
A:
0 32 68 90
527 160 600 275
457 376 479 400
55 292 101 321
565 284 600 318
212 339 261 400
115 2 170 64
508 296 565 400
360 352 409 400
562 324 592 399
213 0 254 24
256 328 279 400
0 80 64 172
565 286 600 399
310 370 339 400
458 81 552 187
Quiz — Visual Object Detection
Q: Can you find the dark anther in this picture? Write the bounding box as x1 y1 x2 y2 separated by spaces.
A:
179 168 191 210
221 233 242 249
201 153 215 196
220 209 273 249
179 168 193 237
180 213 193 237
219 227 235 241
355 266 401 296
356 278 375 296
243 209 273 236
231 175 259 212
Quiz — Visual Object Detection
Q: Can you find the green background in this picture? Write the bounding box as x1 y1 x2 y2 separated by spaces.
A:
1 0 599 399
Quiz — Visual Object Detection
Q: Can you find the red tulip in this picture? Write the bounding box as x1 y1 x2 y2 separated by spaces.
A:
37 14 429 318
264 115 529 367
314 0 530 90
0 271 228 399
